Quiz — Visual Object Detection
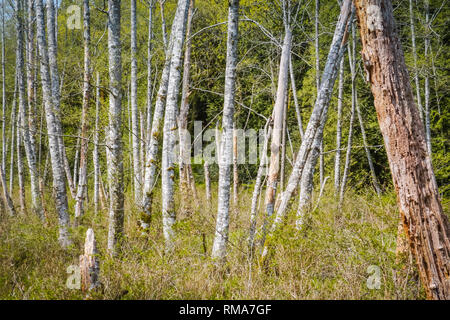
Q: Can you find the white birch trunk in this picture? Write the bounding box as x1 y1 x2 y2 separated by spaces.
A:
161 0 191 249
93 73 100 215
339 28 357 206
179 0 195 214
141 0 182 226
36 0 71 247
211 0 239 261
106 0 124 255
16 0 43 220
75 0 92 223
130 0 142 205
262 0 353 259
334 58 344 193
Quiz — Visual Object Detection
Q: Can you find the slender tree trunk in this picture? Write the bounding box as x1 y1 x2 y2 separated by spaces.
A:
47 0 75 198
141 0 181 227
315 0 324 187
409 0 423 120
1 0 5 182
16 0 43 220
334 58 344 193
204 161 211 203
161 0 191 249
106 0 124 256
93 73 100 215
262 0 352 260
16 114 26 214
339 24 357 206
355 98 381 195
355 0 450 299
233 121 239 205
248 119 271 251
26 0 38 174
179 0 195 214
264 29 291 221
424 0 431 156
36 0 71 247
146 1 154 149
130 0 141 205
9 76 17 194
289 55 303 139
75 0 92 223
211 0 239 261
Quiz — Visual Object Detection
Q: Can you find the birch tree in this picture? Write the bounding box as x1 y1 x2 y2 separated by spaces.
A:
264 29 291 221
334 59 344 193
75 0 92 223
141 0 183 227
93 73 100 215
211 0 239 261
16 0 43 220
355 0 450 299
262 0 353 259
106 0 124 255
36 0 71 246
161 0 190 249
179 0 195 214
130 0 141 205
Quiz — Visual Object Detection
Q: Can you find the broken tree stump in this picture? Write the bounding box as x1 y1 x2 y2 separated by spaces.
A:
79 228 100 293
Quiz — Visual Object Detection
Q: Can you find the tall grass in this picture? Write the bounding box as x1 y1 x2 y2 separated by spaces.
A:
0 185 428 299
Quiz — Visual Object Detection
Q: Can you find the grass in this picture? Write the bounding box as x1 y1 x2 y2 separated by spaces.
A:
0 184 431 299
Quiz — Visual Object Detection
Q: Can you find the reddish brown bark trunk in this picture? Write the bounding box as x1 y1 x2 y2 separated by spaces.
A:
355 0 450 299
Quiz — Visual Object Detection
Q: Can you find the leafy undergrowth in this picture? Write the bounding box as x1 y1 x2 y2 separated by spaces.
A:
0 186 430 299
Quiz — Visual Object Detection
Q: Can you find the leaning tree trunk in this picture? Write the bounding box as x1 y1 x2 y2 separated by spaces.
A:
141 0 181 228
75 0 92 223
211 0 239 261
36 0 71 247
264 29 291 222
261 0 353 260
106 0 124 256
161 0 190 250
16 0 43 220
355 0 450 300
130 0 141 205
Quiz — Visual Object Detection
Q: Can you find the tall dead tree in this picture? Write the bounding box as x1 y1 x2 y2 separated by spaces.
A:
264 29 291 221
106 0 124 255
355 0 450 299
211 0 239 261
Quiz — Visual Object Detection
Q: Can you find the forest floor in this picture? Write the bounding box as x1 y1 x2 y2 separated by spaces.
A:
2 185 447 300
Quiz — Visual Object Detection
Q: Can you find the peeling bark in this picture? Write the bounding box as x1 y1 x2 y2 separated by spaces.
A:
355 0 450 299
